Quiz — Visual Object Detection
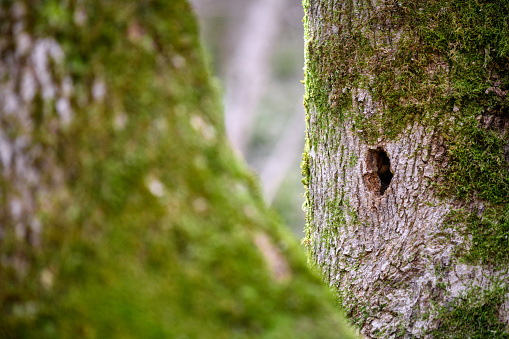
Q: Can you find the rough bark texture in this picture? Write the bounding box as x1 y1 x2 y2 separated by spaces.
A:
0 1 358 337
303 0 509 338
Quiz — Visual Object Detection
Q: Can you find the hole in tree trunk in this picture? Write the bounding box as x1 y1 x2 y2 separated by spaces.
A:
364 148 393 196
376 150 393 195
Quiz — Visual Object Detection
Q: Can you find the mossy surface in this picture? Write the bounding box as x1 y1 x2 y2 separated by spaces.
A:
431 285 509 339
0 1 357 338
302 0 509 335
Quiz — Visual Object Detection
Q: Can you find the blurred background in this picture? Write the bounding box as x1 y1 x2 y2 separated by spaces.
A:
189 0 306 236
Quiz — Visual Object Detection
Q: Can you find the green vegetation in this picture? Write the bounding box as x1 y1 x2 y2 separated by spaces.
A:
0 1 358 338
431 285 509 339
445 204 509 268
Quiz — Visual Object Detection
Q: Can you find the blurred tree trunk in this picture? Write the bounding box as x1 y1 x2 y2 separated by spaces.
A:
303 0 509 337
224 0 288 154
0 1 358 338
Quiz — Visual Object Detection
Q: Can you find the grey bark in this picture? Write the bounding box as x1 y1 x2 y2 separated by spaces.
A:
0 3 69 276
304 0 509 338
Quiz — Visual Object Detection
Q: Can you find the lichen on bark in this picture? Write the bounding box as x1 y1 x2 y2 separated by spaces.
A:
303 0 509 337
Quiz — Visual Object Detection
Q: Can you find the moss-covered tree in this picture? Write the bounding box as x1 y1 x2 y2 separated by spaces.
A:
302 0 509 337
0 1 358 337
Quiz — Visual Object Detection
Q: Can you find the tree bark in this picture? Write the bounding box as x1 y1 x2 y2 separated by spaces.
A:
0 1 358 337
303 0 509 337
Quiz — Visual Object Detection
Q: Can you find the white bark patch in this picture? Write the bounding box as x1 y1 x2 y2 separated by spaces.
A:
16 32 31 56
62 76 73 97
352 88 376 118
20 69 36 102
32 39 63 100
40 268 54 289
172 55 186 69
0 131 13 170
74 3 87 26
190 114 216 142
92 79 106 102
192 197 208 214
56 98 72 125
0 3 74 279
147 177 165 198
11 2 26 19
254 232 291 282
114 112 128 130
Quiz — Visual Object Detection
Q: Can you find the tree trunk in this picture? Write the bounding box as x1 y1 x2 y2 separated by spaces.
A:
303 0 509 337
0 1 358 337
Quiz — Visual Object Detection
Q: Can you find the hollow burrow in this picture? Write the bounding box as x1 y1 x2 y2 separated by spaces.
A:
363 148 393 196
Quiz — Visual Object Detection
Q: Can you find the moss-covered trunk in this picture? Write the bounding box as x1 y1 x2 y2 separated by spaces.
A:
302 0 509 337
0 1 358 337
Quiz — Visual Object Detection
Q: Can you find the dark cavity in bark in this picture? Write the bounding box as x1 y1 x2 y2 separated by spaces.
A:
365 148 393 196
376 150 393 195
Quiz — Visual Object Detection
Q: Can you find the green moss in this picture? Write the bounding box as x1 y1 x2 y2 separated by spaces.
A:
348 153 358 168
445 205 509 268
440 117 509 204
0 0 358 338
431 285 509 339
